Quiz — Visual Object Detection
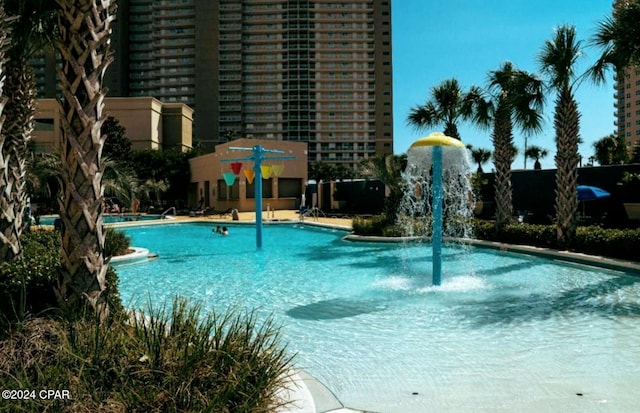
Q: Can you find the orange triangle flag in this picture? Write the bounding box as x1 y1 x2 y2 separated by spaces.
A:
244 169 255 184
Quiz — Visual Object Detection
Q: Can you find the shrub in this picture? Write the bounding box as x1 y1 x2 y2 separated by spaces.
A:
0 231 60 330
496 223 556 248
382 223 405 237
354 217 640 262
573 226 640 261
471 219 496 240
352 215 390 236
105 227 131 257
472 220 640 262
0 297 294 413
0 231 122 333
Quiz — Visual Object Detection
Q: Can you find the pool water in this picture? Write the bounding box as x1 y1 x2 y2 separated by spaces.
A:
116 223 640 413
38 214 165 225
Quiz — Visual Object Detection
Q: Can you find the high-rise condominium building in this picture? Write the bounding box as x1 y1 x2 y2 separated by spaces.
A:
615 68 640 152
36 0 394 168
612 0 640 154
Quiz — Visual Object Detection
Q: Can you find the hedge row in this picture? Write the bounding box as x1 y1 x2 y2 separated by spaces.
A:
473 220 640 261
353 216 640 262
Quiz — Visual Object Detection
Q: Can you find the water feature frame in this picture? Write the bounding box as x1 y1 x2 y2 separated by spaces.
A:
221 145 295 248
405 132 470 285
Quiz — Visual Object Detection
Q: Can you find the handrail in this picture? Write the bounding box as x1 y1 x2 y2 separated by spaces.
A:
160 206 176 219
303 207 325 221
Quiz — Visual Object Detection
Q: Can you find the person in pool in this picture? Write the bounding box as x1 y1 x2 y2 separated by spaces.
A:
213 225 222 234
221 226 229 236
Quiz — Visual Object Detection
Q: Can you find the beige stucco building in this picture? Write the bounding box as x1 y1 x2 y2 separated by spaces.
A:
32 97 193 153
189 138 308 212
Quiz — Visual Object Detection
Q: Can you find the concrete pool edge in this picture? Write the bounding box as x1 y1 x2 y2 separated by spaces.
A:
109 247 151 266
463 238 640 274
277 369 372 413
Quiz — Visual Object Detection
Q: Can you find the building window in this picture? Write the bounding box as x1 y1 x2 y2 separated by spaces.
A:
217 180 239 201
246 179 273 198
278 178 302 198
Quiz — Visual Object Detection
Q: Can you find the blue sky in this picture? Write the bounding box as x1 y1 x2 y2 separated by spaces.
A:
392 0 616 169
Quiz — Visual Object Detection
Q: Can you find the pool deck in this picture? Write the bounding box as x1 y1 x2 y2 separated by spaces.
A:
192 209 354 229
104 209 353 229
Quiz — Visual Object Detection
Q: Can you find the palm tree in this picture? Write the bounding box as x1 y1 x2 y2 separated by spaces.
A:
25 152 62 205
139 178 169 207
0 6 14 264
103 158 139 208
467 145 492 173
358 154 407 223
0 1 56 263
538 25 583 247
474 62 544 228
407 78 483 141
25 153 137 214
588 1 640 85
592 133 628 165
308 161 339 182
54 0 116 319
524 145 549 170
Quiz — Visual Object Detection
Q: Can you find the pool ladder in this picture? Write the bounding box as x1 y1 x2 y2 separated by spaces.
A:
160 206 176 219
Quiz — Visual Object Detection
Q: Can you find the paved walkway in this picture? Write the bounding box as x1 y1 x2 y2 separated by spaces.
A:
178 209 354 229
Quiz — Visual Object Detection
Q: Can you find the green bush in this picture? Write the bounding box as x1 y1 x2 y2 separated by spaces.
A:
573 226 640 261
473 220 640 261
354 217 640 262
105 227 131 257
471 219 496 240
471 220 555 245
382 224 406 237
0 230 122 332
0 297 294 413
352 215 392 236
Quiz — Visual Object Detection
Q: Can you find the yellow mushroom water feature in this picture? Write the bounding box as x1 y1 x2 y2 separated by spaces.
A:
401 132 473 285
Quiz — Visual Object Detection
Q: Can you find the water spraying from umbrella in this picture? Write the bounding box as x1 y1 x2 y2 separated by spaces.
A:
398 132 474 285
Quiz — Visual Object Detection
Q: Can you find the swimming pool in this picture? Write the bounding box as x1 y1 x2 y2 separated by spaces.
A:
38 214 167 225
115 223 640 413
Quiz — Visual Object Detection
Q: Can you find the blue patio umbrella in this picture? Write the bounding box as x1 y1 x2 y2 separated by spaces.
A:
577 185 611 220
577 185 611 201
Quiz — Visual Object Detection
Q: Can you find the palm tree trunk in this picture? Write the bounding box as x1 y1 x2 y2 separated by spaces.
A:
0 60 37 263
54 0 116 318
443 122 460 141
492 108 515 228
554 87 580 247
0 6 15 264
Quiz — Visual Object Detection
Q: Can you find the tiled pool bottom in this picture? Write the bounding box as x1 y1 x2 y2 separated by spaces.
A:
115 223 640 413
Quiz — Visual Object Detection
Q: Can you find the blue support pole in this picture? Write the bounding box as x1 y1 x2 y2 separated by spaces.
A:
254 145 264 248
222 145 294 249
432 146 443 285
